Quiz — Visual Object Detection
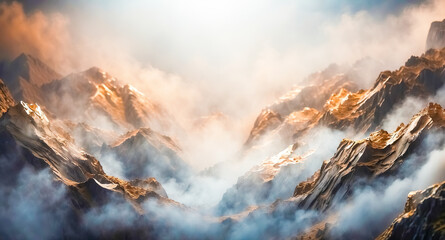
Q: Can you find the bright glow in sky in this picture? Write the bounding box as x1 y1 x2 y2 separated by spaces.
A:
5 0 445 118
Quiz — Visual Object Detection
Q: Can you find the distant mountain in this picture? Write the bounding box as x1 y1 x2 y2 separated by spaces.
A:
0 53 61 102
1 16 445 240
100 127 191 183
244 64 358 152
41 67 173 132
320 48 445 132
426 19 445 50
245 48 445 160
0 55 174 133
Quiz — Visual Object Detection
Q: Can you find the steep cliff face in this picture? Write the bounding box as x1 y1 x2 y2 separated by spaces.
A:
293 103 445 212
378 181 445 240
426 19 445 50
0 78 14 115
0 101 169 207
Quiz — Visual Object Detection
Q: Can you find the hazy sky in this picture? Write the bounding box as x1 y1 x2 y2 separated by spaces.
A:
1 0 444 119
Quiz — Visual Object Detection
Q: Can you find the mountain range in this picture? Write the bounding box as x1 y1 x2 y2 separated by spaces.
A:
0 18 445 240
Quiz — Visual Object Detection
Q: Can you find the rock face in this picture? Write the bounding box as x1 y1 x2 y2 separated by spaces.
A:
226 49 445 218
245 49 445 159
0 78 14 115
293 103 445 212
40 67 171 132
101 127 190 183
1 54 173 133
426 19 445 50
245 65 358 151
0 99 185 238
2 19 445 240
0 101 169 207
378 181 445 240
224 103 445 239
319 48 445 134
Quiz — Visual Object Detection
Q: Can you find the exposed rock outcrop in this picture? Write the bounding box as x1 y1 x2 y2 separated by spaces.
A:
1 54 174 133
0 101 170 207
378 181 445 240
0 78 14 115
293 103 445 212
245 49 445 161
319 48 445 134
245 65 358 151
426 19 445 50
40 67 172 132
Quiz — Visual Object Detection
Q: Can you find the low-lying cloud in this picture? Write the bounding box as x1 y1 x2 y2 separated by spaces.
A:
329 133 445 239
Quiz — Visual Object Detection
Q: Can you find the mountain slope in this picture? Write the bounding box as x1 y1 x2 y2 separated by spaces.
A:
320 48 445 133
293 103 445 212
245 48 445 157
218 143 315 215
245 65 358 150
222 103 445 239
0 101 169 207
0 78 14 115
101 127 190 183
223 48 445 216
40 67 171 132
0 53 61 102
1 54 174 133
378 181 445 240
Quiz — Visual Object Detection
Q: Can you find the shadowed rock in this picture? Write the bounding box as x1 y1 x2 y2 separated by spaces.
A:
378 181 445 240
293 103 445 212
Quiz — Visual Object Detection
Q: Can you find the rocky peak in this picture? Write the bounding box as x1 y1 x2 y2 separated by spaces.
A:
0 53 61 103
0 100 169 208
8 53 61 85
101 127 190 182
426 19 445 50
320 48 445 134
292 103 445 211
244 68 358 151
